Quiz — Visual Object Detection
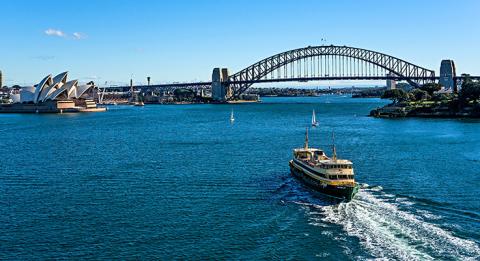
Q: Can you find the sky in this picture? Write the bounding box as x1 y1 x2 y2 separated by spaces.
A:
1 0 479 87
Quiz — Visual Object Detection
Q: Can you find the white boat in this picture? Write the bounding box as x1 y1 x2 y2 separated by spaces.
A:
230 109 235 123
311 109 319 127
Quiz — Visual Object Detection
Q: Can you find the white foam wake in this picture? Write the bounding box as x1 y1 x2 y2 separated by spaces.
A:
302 189 480 260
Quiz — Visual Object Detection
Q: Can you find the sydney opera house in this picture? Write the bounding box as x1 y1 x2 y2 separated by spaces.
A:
1 72 105 113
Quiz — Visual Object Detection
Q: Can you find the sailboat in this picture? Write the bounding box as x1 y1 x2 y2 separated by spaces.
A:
230 109 235 123
311 109 319 127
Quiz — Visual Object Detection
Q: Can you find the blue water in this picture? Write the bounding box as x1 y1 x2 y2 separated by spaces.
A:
1 96 479 260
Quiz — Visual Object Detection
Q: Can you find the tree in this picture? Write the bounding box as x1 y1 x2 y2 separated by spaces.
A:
410 89 430 101
173 88 195 101
381 89 409 103
461 73 472 83
460 81 480 103
432 93 449 102
408 92 415 101
419 83 442 96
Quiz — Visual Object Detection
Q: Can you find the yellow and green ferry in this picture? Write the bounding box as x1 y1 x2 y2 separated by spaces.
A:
289 129 359 201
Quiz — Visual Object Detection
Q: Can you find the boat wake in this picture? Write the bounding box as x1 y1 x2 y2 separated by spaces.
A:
297 186 480 260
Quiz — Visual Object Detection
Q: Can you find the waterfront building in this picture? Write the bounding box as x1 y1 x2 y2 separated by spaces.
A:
2 72 105 113
14 72 92 104
0 70 3 87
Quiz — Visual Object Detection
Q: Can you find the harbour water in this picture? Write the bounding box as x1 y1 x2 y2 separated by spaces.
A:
1 96 479 259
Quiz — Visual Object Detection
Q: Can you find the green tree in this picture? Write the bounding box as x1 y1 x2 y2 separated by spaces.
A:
460 81 480 103
410 89 431 101
173 88 195 101
381 89 409 103
419 83 442 95
461 73 472 83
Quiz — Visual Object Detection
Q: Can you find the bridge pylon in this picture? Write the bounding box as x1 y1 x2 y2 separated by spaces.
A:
212 68 231 101
439 60 457 92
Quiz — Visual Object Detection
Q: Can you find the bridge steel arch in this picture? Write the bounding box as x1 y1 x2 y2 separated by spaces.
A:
227 45 436 98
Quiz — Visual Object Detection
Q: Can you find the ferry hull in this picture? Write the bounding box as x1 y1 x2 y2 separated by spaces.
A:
289 161 358 201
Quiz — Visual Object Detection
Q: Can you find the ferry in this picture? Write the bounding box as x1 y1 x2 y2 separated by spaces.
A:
289 129 359 201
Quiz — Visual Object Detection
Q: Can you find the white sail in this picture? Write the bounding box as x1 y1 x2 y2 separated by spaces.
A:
230 109 235 122
312 109 318 126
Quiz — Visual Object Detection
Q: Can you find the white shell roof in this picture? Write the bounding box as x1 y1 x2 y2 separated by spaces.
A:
28 72 93 103
74 84 92 99
52 72 68 85
39 82 60 102
33 74 53 103
48 80 78 101
65 80 79 98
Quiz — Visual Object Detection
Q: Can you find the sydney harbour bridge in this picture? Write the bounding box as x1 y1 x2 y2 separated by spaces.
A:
129 45 473 101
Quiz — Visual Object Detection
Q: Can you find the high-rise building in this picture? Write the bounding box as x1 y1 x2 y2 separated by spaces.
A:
0 70 3 88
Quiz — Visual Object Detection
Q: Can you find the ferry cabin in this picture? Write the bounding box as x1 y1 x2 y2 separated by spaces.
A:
292 148 355 186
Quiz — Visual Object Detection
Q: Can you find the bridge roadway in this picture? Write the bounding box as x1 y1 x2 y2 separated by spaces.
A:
120 75 480 91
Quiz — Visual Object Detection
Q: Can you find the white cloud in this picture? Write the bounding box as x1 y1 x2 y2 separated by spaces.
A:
44 28 66 37
73 32 87 40
44 29 87 40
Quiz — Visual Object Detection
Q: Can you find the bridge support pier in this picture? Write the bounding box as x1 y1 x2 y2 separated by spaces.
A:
212 68 231 102
439 60 457 92
386 73 396 90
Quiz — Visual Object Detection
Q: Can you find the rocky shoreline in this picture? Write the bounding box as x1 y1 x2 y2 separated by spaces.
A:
370 102 480 118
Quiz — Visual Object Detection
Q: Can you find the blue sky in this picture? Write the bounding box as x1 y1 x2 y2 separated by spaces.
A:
1 0 479 87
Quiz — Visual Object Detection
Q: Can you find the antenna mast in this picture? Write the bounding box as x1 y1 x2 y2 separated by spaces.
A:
332 131 337 162
304 127 309 150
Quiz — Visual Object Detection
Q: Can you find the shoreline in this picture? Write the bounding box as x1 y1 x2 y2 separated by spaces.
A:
370 103 480 119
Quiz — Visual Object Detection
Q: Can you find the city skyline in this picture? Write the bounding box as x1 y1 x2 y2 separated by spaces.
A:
1 0 479 86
